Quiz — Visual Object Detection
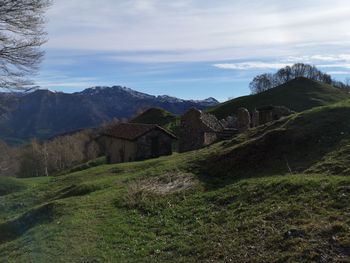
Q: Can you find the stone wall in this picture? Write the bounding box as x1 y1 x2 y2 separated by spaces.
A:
256 105 293 125
179 108 222 153
136 129 174 160
237 108 251 132
251 109 259 128
103 129 175 164
102 136 137 164
179 105 292 153
220 116 237 129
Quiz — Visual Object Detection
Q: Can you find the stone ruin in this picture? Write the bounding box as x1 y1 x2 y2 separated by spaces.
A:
179 105 293 152
251 109 259 128
254 105 293 127
237 108 251 132
230 105 293 130
179 108 223 153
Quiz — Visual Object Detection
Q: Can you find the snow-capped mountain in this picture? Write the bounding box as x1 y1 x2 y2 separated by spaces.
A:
0 85 219 143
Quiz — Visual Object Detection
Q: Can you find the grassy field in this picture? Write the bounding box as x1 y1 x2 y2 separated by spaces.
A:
0 160 349 262
1 99 350 262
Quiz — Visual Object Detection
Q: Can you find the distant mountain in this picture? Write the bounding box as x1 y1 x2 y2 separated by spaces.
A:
208 77 350 119
0 86 218 144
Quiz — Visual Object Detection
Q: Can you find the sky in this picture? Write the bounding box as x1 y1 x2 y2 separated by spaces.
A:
36 0 350 101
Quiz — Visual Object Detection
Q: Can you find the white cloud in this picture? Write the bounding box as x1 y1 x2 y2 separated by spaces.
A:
286 54 350 64
37 0 350 94
35 73 100 91
327 71 350 75
44 0 350 63
213 62 291 70
212 53 350 73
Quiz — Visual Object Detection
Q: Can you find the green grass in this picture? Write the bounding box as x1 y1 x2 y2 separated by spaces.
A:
2 99 350 262
0 163 349 262
208 77 350 119
0 177 25 196
202 99 350 179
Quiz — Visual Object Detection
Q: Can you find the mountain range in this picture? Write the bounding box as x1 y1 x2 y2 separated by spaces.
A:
0 86 218 144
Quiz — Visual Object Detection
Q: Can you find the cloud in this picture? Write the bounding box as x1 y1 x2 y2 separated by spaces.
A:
213 62 291 70
35 72 100 91
286 54 350 64
213 54 350 72
326 71 350 75
45 0 350 63
36 0 350 97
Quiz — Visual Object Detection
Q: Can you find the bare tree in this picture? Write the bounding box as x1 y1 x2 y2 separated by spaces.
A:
249 63 334 94
0 0 51 89
0 140 21 177
249 73 274 94
17 130 101 177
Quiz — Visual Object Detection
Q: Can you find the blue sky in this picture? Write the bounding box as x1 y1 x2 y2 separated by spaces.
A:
36 0 350 101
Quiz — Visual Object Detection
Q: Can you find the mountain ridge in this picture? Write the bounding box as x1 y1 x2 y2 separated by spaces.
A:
0 86 218 144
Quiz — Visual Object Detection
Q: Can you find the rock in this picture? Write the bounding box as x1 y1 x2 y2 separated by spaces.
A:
284 228 306 239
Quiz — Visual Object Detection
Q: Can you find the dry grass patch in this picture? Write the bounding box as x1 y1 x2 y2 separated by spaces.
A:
138 171 196 195
130 171 196 195
120 171 197 211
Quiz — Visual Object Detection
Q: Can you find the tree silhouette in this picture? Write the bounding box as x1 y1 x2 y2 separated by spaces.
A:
0 0 51 89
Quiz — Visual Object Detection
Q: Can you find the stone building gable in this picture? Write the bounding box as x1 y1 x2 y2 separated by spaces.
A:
200 111 223 132
179 108 223 152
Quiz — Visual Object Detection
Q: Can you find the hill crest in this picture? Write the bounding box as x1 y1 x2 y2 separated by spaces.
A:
209 77 350 119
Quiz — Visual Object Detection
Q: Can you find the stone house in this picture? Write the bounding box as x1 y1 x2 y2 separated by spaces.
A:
179 108 224 152
100 123 177 164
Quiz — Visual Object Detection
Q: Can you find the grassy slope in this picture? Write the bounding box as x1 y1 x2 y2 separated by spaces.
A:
208 77 350 119
0 162 349 262
2 101 350 262
203 99 350 178
0 177 25 196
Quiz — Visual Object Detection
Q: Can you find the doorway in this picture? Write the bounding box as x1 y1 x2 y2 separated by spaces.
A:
151 137 160 158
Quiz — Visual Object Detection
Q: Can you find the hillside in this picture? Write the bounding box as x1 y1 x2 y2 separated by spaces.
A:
203 99 350 178
208 77 350 119
1 100 350 262
0 87 218 144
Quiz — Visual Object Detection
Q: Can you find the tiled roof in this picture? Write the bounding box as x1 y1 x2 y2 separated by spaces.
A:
101 123 177 141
